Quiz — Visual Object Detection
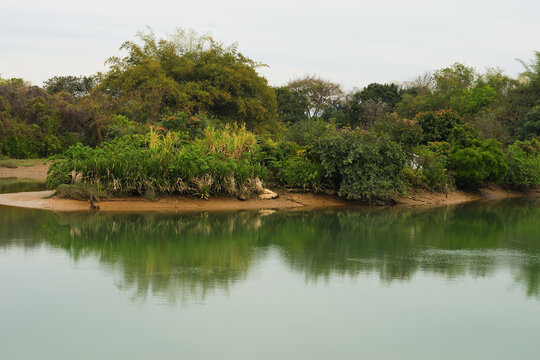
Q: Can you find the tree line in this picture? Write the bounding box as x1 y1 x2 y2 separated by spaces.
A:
0 29 538 201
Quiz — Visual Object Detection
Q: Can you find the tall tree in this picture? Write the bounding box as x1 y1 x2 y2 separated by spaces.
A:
44 75 97 97
97 29 278 131
356 83 402 108
287 75 342 119
274 86 309 124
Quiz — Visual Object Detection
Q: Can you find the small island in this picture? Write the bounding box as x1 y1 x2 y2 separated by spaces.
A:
0 30 539 212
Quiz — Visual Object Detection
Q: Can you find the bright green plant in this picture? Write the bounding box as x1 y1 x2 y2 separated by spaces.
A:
47 126 266 199
450 139 507 187
504 139 540 189
279 153 325 191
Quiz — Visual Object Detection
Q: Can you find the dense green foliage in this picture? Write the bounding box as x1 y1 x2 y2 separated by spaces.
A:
415 109 463 143
44 75 97 97
504 139 540 189
98 29 277 131
450 139 507 187
402 144 450 191
47 126 266 199
0 78 93 158
313 129 407 201
1 30 538 201
519 106 540 140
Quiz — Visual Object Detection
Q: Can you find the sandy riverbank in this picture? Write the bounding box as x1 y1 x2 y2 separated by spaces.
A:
0 187 536 213
394 186 538 206
0 162 537 212
0 190 357 212
0 160 49 181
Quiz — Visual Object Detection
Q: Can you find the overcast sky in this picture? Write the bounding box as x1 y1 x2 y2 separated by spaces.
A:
1 0 539 90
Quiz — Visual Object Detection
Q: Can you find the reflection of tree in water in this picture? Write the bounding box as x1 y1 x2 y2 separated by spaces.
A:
0 199 539 302
0 178 46 194
44 212 263 304
266 201 540 297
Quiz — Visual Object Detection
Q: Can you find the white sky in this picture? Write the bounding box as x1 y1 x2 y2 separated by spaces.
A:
1 0 539 90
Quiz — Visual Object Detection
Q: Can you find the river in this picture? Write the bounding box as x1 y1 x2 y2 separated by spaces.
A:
0 193 539 359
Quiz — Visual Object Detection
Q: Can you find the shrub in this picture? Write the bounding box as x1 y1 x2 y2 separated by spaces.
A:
279 153 325 190
286 118 329 147
313 129 407 201
0 122 41 158
504 139 540 189
404 146 451 191
401 166 427 189
161 111 215 139
47 126 266 199
103 115 147 142
450 139 507 187
253 139 301 184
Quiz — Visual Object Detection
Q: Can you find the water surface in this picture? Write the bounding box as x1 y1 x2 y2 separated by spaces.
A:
0 199 539 359
0 177 46 193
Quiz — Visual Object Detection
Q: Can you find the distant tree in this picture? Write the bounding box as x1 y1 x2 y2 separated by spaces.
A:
0 78 94 157
518 106 540 139
415 109 463 144
44 75 97 97
397 73 436 118
274 86 309 124
287 75 342 119
356 83 402 108
322 91 392 128
433 63 476 95
477 68 514 94
403 72 435 90
517 51 540 89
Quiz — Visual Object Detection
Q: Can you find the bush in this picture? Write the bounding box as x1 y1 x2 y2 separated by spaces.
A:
450 139 507 187
279 153 325 190
103 115 147 142
286 118 329 147
161 111 215 139
47 126 266 199
504 139 540 189
0 122 42 158
253 139 300 185
313 129 407 201
403 146 451 191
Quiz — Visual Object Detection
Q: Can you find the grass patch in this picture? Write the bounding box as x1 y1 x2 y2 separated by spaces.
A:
55 184 108 201
0 160 18 168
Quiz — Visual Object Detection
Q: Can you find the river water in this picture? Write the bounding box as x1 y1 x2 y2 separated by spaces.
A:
0 196 539 359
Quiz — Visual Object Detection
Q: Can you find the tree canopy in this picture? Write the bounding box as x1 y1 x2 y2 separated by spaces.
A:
98 29 278 131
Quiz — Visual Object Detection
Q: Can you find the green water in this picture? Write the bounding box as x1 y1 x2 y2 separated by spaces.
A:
0 199 539 359
0 177 46 193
